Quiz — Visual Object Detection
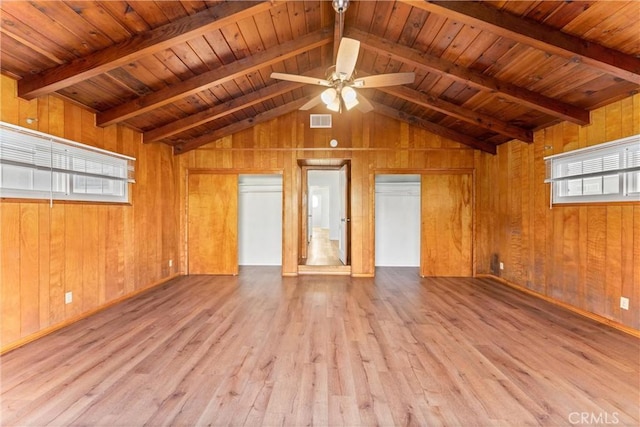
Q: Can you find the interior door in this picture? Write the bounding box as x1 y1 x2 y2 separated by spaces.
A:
188 173 238 275
338 164 349 265
299 166 309 261
307 190 313 244
420 173 472 277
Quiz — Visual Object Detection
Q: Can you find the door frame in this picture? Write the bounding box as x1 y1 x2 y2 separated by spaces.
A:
297 160 351 267
186 168 284 275
372 168 476 277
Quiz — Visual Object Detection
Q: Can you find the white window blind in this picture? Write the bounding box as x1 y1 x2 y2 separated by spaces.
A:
544 134 640 204
0 121 135 203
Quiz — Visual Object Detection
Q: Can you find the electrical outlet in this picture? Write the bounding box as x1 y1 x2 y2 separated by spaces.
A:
65 291 73 304
169 259 173 267
499 262 504 270
620 296 629 310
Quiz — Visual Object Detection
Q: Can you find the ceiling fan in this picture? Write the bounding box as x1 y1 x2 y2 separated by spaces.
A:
270 0 415 113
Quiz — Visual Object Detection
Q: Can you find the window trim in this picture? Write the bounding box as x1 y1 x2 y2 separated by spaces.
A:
544 134 640 205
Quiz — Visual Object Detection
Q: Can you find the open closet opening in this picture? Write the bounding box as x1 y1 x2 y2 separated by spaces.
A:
238 174 283 266
374 174 421 268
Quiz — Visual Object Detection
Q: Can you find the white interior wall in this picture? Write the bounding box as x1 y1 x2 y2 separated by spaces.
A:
375 175 421 267
307 170 340 240
238 174 282 266
310 186 330 228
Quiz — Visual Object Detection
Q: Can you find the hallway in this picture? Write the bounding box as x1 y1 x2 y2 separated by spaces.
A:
304 227 343 266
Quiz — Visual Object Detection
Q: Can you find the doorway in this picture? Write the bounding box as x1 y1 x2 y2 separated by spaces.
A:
298 160 351 273
372 171 473 277
307 170 341 265
187 172 284 276
238 174 283 266
375 174 421 267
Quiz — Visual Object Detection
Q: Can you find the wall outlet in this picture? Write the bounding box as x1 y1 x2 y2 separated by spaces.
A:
499 262 504 270
169 259 173 267
620 296 629 310
65 291 73 304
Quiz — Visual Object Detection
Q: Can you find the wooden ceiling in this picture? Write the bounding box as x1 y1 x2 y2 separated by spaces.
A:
1 1 639 155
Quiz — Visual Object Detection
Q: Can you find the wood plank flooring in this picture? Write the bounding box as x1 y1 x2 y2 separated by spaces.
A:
1 268 638 426
303 228 343 266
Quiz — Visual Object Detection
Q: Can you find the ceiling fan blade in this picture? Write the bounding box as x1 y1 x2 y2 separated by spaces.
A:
356 93 374 113
353 72 415 88
299 96 323 111
270 72 331 86
335 37 360 80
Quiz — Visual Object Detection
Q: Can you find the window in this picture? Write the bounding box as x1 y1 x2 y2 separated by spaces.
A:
0 121 135 203
545 134 640 204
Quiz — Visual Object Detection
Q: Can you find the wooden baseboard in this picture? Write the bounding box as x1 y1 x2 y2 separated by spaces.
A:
1 274 183 355
477 274 640 338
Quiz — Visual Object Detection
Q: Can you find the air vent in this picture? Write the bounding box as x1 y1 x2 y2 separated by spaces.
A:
310 114 332 128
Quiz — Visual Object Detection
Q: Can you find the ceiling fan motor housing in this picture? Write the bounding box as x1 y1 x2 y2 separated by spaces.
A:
332 0 349 13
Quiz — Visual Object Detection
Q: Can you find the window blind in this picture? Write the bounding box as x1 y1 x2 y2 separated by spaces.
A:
544 134 640 204
0 121 135 203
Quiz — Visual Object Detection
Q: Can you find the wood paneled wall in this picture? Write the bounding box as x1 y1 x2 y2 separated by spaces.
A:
177 111 476 277
0 75 181 351
187 173 239 275
421 173 473 277
5 71 635 350
475 94 640 330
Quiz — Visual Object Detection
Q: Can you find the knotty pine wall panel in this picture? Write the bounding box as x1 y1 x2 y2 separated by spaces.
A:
0 75 181 351
178 111 476 277
475 94 640 330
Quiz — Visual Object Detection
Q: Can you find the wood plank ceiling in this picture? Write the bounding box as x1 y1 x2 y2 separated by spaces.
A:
1 1 638 155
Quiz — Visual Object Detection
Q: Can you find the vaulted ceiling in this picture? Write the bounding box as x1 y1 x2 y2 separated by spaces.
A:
1 1 638 155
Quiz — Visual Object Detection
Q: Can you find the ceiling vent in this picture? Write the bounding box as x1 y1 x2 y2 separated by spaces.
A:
310 114 332 128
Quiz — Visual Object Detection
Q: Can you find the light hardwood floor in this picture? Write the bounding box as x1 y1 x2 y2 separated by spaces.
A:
304 228 343 266
1 268 638 426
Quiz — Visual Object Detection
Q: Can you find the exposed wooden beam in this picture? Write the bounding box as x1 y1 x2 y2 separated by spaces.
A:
378 85 533 143
144 75 317 142
97 27 333 127
17 1 273 100
173 96 314 154
406 0 640 85
346 28 590 126
372 102 497 154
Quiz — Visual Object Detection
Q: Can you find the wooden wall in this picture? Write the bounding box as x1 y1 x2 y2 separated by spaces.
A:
177 110 476 277
475 94 640 330
0 75 181 351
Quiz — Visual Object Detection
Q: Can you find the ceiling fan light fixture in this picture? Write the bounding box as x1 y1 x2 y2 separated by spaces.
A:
327 98 341 112
341 86 359 110
343 96 359 111
344 99 360 111
341 86 357 102
321 88 337 105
